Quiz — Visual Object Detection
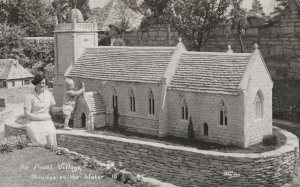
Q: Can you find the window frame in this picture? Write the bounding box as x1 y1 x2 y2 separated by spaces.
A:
112 88 118 109
148 90 155 115
24 79 31 85
180 99 189 120
254 91 264 120
218 99 228 126
129 89 136 112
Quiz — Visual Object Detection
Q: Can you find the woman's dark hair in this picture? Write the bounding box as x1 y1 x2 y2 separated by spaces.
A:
31 74 45 85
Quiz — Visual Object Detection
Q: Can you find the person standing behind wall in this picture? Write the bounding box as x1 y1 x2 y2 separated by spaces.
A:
98 24 125 46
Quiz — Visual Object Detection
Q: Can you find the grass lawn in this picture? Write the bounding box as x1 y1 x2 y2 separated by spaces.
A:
0 147 127 187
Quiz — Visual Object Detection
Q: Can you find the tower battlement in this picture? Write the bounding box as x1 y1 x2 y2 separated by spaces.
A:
54 22 97 32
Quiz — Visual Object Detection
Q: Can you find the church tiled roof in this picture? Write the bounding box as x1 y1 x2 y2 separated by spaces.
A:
84 92 105 114
0 59 34 80
169 52 252 95
68 47 175 83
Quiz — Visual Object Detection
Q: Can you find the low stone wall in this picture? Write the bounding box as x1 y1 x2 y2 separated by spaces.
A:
4 117 299 187
56 129 298 187
4 116 27 138
0 86 34 104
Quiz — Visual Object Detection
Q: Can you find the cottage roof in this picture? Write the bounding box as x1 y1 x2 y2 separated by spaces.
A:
0 59 34 80
169 52 252 95
86 0 143 31
67 47 175 83
83 91 105 114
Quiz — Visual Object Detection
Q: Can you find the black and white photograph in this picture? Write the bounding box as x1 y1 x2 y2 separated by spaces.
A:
0 0 299 186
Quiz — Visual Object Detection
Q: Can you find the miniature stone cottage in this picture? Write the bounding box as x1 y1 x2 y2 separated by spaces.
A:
0 59 33 89
53 10 273 148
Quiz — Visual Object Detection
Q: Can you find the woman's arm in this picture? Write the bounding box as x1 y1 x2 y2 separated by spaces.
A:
24 108 51 121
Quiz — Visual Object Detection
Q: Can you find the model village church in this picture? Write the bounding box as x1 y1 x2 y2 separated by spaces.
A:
53 8 273 148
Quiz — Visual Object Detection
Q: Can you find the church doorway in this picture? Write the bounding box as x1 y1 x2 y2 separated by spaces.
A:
204 123 208 136
81 113 86 128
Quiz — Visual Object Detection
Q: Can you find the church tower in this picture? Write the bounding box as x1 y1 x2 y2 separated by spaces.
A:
53 8 98 105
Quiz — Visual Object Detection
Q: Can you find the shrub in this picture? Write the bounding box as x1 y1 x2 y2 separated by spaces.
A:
0 135 30 153
188 117 194 141
263 134 279 146
273 80 300 123
113 107 119 131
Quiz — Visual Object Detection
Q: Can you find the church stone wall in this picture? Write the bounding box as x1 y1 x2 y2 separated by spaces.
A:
243 56 273 147
167 90 246 147
55 128 299 187
71 77 163 135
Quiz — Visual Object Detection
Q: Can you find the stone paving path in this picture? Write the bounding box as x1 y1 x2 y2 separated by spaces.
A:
1 103 300 186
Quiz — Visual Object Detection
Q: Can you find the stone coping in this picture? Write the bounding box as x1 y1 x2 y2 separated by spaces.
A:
55 128 298 159
6 114 299 159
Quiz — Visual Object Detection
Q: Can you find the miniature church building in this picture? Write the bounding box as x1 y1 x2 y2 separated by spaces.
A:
54 9 273 148
73 91 106 130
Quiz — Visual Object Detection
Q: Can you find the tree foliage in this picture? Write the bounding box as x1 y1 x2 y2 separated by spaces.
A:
171 0 230 51
250 0 265 15
229 0 247 52
23 41 55 80
52 0 91 23
273 0 288 14
0 23 54 80
0 0 55 36
0 24 29 66
113 107 120 131
126 0 233 51
188 117 195 141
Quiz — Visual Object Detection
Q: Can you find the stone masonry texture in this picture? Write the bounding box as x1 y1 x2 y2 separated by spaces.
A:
0 86 34 104
25 8 300 81
120 10 300 80
4 119 299 187
54 129 298 187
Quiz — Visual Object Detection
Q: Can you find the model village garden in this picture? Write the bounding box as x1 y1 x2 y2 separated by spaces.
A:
0 0 300 186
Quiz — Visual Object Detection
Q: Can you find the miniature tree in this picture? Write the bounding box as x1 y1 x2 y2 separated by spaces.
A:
272 0 288 15
188 117 195 141
113 106 120 131
229 0 247 53
250 0 265 16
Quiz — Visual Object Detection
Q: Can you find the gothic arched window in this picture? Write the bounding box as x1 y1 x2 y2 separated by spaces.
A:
255 91 263 119
129 89 135 112
219 99 228 126
148 90 154 115
112 88 118 109
181 99 188 120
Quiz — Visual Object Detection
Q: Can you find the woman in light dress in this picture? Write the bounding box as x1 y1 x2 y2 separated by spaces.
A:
24 74 61 146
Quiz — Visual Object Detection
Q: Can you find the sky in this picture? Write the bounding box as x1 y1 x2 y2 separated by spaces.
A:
89 0 277 15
